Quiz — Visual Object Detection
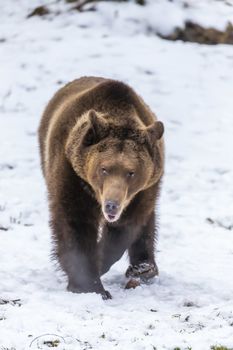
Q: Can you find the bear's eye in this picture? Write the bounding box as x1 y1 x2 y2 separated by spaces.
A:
101 167 109 176
127 171 135 178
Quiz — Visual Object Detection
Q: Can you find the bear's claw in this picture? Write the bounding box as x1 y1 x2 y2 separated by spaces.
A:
125 278 141 290
67 283 112 299
102 290 112 300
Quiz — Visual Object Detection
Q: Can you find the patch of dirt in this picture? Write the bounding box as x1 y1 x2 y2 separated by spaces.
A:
0 225 9 231
43 340 60 348
159 21 233 45
0 299 21 306
206 217 233 231
27 6 50 18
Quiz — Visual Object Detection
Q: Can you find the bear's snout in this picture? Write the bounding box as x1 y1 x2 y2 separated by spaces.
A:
105 200 119 214
103 200 121 222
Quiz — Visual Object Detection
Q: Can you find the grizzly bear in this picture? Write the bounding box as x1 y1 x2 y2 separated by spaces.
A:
38 76 164 299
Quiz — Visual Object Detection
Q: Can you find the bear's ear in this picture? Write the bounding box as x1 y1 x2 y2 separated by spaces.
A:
145 121 164 144
65 111 108 161
82 110 108 147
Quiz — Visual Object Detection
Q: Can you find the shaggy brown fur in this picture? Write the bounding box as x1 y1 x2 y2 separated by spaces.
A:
38 76 164 299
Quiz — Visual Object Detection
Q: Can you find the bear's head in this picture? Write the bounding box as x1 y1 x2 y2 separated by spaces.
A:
66 110 164 223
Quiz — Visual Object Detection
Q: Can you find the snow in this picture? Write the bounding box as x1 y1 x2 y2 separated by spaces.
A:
1 1 233 349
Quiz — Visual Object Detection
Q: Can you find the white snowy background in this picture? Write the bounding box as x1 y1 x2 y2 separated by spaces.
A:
1 1 233 349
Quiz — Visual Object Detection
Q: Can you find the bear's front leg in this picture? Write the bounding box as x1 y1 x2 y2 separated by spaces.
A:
126 211 159 283
99 224 136 276
50 194 111 299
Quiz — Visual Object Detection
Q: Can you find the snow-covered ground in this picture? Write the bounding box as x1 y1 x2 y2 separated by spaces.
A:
1 1 233 349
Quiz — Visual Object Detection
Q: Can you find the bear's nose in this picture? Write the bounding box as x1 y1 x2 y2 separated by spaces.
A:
104 200 119 215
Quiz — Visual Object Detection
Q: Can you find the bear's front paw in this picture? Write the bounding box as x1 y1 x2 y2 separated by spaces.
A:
67 282 80 293
67 282 112 300
125 262 158 281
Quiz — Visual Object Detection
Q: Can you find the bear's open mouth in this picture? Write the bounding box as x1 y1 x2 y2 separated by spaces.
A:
103 212 120 223
107 214 116 221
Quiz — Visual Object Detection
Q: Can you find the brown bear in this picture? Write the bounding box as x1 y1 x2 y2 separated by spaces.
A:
38 76 164 299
